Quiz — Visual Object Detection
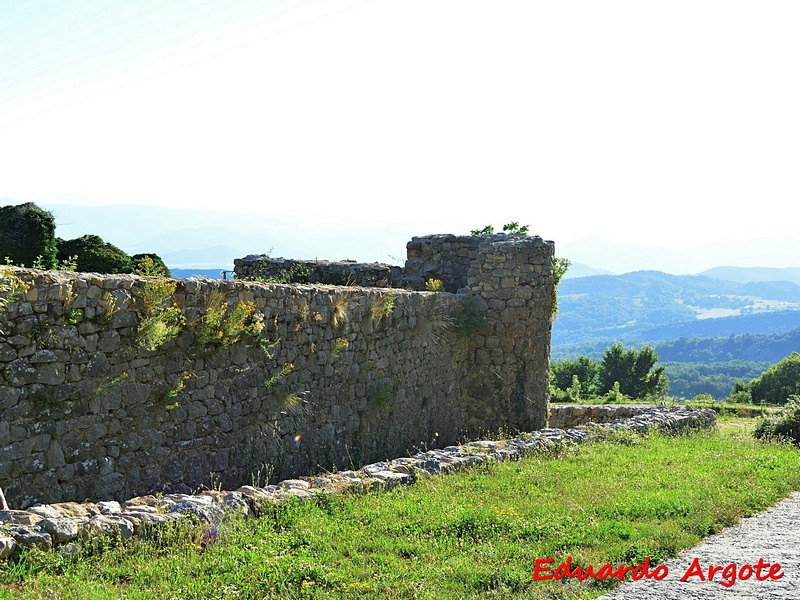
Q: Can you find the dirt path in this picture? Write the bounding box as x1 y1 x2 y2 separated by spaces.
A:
597 491 800 599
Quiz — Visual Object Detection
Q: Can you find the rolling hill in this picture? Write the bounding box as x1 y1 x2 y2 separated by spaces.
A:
552 270 800 357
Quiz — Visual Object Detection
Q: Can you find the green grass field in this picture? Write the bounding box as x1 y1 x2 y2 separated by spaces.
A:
2 418 798 600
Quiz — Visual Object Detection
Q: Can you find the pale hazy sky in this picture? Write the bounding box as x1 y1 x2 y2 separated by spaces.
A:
1 1 799 272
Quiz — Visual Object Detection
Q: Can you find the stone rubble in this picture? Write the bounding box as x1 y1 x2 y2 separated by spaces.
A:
0 406 715 560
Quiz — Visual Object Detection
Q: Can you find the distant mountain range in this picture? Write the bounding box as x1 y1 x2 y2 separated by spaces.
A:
699 266 800 286
553 270 800 358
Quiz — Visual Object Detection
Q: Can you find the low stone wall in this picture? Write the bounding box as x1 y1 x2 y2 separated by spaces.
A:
0 406 717 560
548 404 651 429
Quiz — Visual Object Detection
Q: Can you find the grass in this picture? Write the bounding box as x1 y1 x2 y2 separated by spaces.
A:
1 418 798 600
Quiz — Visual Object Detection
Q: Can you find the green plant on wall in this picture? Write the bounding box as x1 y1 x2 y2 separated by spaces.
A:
331 290 355 329
93 291 119 328
161 371 191 409
470 222 530 236
61 282 81 325
425 279 444 293
194 290 265 348
0 267 29 335
451 297 486 339
551 257 571 317
134 262 184 351
368 291 395 322
265 362 295 389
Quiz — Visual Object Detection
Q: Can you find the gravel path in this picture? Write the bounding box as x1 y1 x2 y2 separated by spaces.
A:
597 491 800 599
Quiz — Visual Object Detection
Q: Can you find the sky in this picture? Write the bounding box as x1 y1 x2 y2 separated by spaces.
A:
1 1 799 273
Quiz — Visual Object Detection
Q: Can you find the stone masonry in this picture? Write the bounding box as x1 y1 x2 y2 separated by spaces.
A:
0 233 554 509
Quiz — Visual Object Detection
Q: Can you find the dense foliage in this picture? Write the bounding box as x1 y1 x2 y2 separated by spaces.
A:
57 235 133 274
754 395 800 445
1 202 169 275
662 360 771 400
131 253 171 277
550 343 668 402
0 202 58 268
745 353 800 404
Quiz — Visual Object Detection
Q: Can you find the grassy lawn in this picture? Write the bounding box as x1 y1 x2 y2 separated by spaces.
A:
1 418 798 600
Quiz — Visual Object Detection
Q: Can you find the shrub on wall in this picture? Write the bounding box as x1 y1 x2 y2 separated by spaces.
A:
0 202 58 269
451 297 485 339
134 273 184 351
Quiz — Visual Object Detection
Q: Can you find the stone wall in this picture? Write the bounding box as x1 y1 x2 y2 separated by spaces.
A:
0 234 554 509
233 233 527 293
548 404 651 430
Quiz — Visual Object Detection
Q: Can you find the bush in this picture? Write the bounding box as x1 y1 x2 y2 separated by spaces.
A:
748 353 800 405
132 253 170 277
0 202 58 268
551 356 598 399
58 235 133 274
753 395 800 445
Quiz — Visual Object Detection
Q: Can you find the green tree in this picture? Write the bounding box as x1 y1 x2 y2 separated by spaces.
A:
598 343 668 400
551 356 599 398
131 253 171 277
748 353 800 404
57 235 133 274
0 202 58 268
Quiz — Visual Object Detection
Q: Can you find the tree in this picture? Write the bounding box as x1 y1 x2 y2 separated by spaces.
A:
57 235 132 274
748 353 800 404
131 253 171 277
551 356 599 398
0 202 58 268
598 343 668 400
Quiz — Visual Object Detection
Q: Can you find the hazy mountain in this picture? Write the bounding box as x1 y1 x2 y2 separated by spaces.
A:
700 266 800 286
562 262 615 279
553 270 800 351
40 203 414 269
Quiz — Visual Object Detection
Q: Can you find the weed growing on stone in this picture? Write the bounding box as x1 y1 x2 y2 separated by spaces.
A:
425 278 444 293
193 291 264 348
264 363 294 389
134 271 184 352
29 387 69 415
160 371 191 409
0 267 29 334
330 291 354 329
367 291 395 322
90 373 129 399
451 296 485 339
551 256 571 317
92 291 119 328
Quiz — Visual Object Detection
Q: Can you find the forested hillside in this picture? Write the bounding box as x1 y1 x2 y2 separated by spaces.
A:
553 270 800 350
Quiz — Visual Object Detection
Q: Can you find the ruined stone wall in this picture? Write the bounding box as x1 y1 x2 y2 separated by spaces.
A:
232 257 404 288
0 234 554 509
233 233 528 294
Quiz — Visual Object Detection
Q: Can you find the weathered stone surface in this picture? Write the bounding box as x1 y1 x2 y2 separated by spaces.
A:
3 524 52 550
0 535 17 559
80 515 134 540
37 518 79 544
0 510 42 525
